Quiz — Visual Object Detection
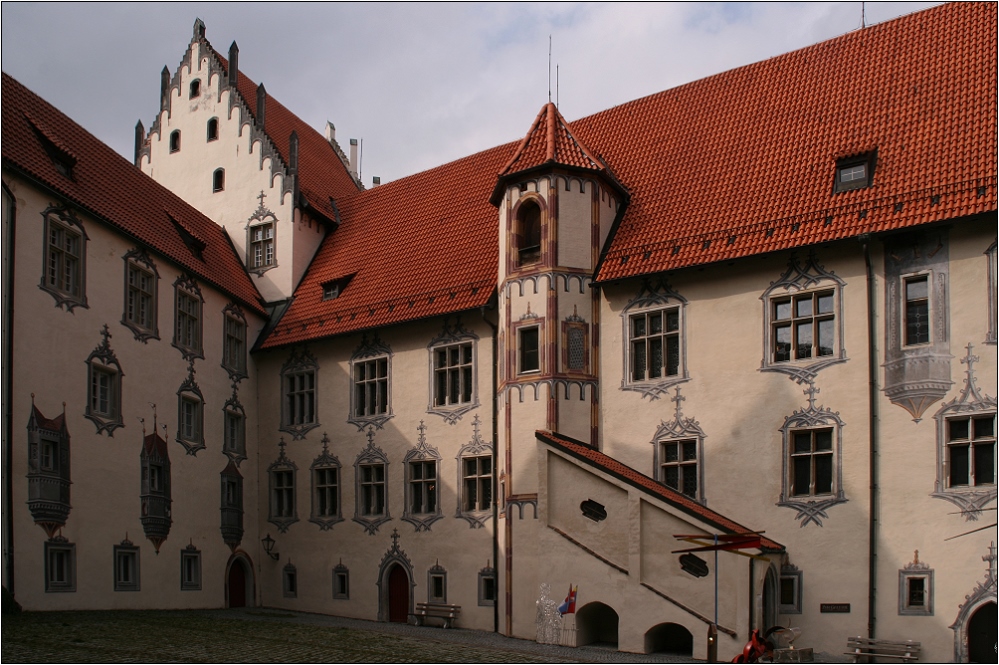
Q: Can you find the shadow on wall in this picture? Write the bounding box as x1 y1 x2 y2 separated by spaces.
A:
576 601 618 647
644 622 693 656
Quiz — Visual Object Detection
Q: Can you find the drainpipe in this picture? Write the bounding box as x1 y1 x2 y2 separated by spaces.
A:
482 302 500 634
2 184 17 599
861 234 880 639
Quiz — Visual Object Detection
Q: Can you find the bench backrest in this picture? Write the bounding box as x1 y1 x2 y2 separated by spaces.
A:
847 637 921 656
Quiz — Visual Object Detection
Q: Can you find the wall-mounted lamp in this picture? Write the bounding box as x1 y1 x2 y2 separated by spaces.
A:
261 533 279 561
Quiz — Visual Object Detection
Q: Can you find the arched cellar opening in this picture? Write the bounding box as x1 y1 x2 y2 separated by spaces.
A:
644 622 694 656
576 601 619 648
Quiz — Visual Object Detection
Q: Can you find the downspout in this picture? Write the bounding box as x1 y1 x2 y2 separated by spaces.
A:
861 234 880 639
2 183 17 599
482 302 500 634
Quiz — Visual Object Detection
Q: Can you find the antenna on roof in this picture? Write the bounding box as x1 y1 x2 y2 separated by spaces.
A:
557 64 559 108
548 35 552 103
861 2 866 28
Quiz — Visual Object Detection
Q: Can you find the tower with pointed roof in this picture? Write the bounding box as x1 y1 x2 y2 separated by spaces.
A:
491 102 627 633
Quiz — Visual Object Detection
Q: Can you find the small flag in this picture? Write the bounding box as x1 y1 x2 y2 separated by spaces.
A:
557 584 577 615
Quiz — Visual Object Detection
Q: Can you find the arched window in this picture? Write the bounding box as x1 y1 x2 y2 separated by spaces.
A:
206 118 219 142
169 131 181 153
189 79 201 99
517 200 541 265
212 168 225 193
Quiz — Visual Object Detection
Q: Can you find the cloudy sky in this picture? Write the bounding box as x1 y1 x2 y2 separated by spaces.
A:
3 2 940 185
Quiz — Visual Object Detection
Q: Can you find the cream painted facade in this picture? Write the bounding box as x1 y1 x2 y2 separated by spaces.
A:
3 10 997 664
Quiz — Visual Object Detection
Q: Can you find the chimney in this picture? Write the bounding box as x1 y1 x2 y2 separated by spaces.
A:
325 121 336 145
256 83 266 128
134 120 145 166
160 66 171 111
372 176 381 187
227 41 239 89
349 138 358 178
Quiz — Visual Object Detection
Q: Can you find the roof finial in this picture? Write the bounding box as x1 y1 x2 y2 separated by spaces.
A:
548 35 552 104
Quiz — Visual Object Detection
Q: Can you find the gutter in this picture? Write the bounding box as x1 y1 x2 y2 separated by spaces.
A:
860 234 880 639
480 299 500 634
2 182 17 598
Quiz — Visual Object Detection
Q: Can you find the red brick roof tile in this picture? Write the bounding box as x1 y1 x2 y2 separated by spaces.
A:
538 430 783 551
590 3 997 281
213 52 361 221
2 73 266 317
499 102 604 176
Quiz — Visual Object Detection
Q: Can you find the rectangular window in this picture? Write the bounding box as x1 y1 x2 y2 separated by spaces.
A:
790 429 834 497
409 461 438 515
630 309 680 380
333 570 350 599
175 289 201 354
904 276 930 346
179 396 202 442
285 370 316 425
434 342 473 407
834 154 874 192
45 541 76 592
354 359 388 417
360 464 385 516
659 439 697 499
462 456 492 512
947 415 996 488
114 546 140 592
223 315 246 375
181 548 202 590
47 221 82 298
519 326 540 374
429 572 446 602
772 291 835 362
89 365 117 418
40 437 59 472
224 409 245 457
271 470 295 518
283 565 298 598
899 569 933 616
779 569 802 614
149 464 163 492
479 570 497 606
126 262 156 331
250 224 275 269
314 467 339 517
566 324 586 372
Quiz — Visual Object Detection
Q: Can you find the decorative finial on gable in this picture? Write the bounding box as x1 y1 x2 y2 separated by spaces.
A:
193 18 206 40
228 41 239 89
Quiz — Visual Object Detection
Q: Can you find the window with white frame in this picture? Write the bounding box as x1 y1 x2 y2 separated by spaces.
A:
403 425 444 531
349 334 394 430
622 280 689 397
658 439 698 499
173 277 203 359
249 222 275 270
353 436 391 535
40 206 88 311
45 538 76 592
122 249 158 341
359 464 386 517
280 348 319 440
898 553 933 616
223 396 246 463
85 326 124 436
180 545 201 590
332 563 349 599
478 566 497 606
462 456 492 512
945 414 995 488
222 304 247 380
789 428 834 497
779 565 802 614
409 460 438 516
114 540 140 592
427 563 447 603
433 342 473 408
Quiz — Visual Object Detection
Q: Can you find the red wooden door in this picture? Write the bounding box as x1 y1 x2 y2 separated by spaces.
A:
228 560 246 608
388 565 409 622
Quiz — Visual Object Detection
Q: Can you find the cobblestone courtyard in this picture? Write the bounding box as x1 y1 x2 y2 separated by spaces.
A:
2 608 706 663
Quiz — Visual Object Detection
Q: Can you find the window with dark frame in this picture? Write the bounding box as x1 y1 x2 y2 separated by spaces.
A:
249 222 275 269
779 567 803 614
285 369 316 426
114 542 140 592
630 308 680 380
223 312 247 376
834 154 875 192
180 546 201 590
313 466 339 519
333 567 350 599
283 563 298 598
659 439 697 498
174 286 202 356
428 568 447 603
224 408 245 457
189 79 201 98
270 469 296 520
904 275 930 346
45 540 76 592
519 327 539 374
434 342 473 407
169 130 181 153
516 201 542 265
178 394 202 444
212 168 225 193
207 117 219 142
946 414 996 488
125 261 156 334
772 290 835 362
360 464 386 517
462 456 492 512
354 358 388 417
89 363 119 420
45 217 83 301
790 428 834 497
478 567 497 606
409 460 438 515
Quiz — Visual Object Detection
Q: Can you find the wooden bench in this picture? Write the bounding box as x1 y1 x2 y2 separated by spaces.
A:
845 636 921 663
412 602 461 628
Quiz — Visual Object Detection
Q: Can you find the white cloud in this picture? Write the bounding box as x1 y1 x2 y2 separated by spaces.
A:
1 2 941 185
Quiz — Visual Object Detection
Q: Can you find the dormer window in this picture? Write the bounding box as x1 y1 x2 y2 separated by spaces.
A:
189 79 201 99
321 275 354 301
206 118 219 142
516 200 542 265
169 131 181 153
834 153 876 193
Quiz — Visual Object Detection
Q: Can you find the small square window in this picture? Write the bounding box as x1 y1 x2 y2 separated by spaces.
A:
834 153 875 192
899 565 933 616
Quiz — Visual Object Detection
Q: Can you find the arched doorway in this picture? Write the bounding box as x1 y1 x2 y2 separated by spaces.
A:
387 564 410 623
576 601 619 647
226 554 254 608
968 602 996 663
762 566 779 630
644 622 693 656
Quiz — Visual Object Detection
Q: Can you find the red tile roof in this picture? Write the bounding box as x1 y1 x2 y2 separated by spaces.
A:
589 2 997 282
263 2 994 347
538 430 783 551
258 145 508 349
2 73 266 317
30 404 67 434
142 432 169 459
213 52 362 222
